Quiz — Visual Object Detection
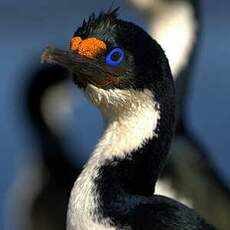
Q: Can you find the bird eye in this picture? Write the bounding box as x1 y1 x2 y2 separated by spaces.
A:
105 48 124 66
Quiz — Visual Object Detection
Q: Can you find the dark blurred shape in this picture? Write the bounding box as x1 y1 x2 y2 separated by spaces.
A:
128 0 230 229
24 65 82 230
164 133 230 230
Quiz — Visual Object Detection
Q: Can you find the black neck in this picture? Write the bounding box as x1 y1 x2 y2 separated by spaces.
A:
94 91 175 204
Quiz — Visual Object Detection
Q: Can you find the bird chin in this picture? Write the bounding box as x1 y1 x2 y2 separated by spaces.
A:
73 74 88 89
73 73 119 91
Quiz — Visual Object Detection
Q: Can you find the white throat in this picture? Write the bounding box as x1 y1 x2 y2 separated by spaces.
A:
84 84 161 157
67 84 160 230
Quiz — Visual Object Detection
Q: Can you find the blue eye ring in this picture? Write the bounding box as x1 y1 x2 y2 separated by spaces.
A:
105 48 124 66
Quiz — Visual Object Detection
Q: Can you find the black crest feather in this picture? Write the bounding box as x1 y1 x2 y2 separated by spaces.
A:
74 7 120 38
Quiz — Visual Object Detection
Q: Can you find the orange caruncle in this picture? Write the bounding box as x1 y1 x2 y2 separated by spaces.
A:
70 37 107 59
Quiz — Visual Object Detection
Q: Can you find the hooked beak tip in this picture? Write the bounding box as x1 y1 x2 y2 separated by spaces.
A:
41 47 60 64
41 47 51 63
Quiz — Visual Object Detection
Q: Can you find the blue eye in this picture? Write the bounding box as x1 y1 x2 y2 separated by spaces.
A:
105 48 124 66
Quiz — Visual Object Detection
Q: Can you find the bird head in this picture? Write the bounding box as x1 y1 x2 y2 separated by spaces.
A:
42 8 174 118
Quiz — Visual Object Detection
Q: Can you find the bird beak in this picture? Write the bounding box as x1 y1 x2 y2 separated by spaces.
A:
41 47 119 89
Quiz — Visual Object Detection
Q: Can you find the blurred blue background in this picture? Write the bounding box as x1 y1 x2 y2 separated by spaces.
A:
0 0 229 229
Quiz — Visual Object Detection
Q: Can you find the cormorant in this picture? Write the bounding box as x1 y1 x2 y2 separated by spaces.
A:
42 9 215 230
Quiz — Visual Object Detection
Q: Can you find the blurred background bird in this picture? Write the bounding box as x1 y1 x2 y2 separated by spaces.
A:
1 0 230 230
22 66 82 230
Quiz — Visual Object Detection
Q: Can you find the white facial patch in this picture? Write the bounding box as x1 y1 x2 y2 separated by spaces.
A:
67 84 161 230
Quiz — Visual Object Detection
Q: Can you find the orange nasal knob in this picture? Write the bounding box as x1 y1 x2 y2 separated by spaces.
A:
70 37 107 59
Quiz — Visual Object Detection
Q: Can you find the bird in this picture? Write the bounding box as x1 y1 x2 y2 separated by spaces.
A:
7 65 83 230
128 0 199 79
42 8 215 229
25 65 84 230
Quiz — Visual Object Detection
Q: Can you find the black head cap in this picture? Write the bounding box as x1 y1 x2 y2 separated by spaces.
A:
73 8 174 97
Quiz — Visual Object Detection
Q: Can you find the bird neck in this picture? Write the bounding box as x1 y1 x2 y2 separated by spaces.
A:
67 87 174 229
